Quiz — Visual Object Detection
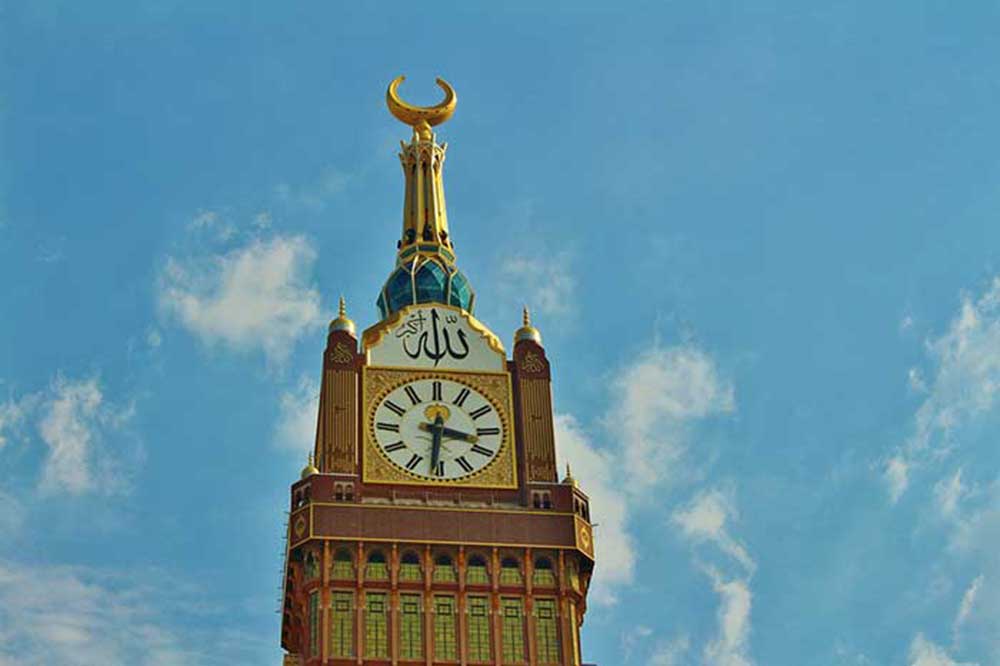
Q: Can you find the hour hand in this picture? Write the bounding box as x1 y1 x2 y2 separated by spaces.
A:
418 422 479 443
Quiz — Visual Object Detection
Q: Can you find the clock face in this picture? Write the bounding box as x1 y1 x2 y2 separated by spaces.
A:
370 377 506 481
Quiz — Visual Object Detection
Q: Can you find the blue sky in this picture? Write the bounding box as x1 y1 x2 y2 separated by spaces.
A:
3 2 1000 664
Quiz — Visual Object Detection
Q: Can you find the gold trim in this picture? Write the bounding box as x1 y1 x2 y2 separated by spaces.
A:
308 501 576 518
361 303 505 357
361 367 518 489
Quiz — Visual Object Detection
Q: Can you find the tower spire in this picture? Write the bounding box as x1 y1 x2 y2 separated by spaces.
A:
377 76 475 320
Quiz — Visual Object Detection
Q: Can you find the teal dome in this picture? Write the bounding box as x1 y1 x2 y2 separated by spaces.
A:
377 256 475 319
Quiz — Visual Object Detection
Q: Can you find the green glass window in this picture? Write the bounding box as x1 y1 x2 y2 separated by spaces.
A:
364 592 389 658
308 591 320 658
433 595 457 661
433 554 457 583
386 266 414 313
330 591 353 658
500 597 526 664
399 552 422 582
466 596 492 663
532 557 557 587
449 271 473 310
535 599 560 663
499 558 523 586
331 549 353 580
466 555 489 585
365 550 389 581
399 593 423 660
415 260 448 303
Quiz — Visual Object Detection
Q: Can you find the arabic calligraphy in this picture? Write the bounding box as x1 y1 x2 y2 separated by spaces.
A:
394 307 470 366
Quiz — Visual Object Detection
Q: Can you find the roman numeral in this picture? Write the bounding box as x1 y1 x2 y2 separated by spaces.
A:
405 454 423 471
476 427 500 436
432 381 442 401
433 461 446 477
469 405 492 420
470 444 494 457
404 386 421 405
384 400 405 416
384 441 406 452
455 456 474 473
453 388 470 407
377 422 400 432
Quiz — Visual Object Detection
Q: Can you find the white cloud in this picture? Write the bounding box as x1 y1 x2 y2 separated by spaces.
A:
275 375 319 454
553 343 734 607
0 560 270 665
703 568 754 666
934 469 968 518
884 455 910 503
953 574 983 638
889 278 1000 501
275 167 351 211
499 252 575 320
611 347 735 493
649 634 691 666
188 209 236 242
146 327 163 350
159 235 325 363
673 489 755 575
38 376 136 496
0 395 33 449
555 413 634 605
0 490 23 538
907 633 977 666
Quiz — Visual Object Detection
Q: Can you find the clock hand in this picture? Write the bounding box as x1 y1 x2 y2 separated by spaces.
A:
418 422 479 443
429 415 444 474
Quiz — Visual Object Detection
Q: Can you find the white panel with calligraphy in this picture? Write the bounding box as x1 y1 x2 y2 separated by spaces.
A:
365 304 506 372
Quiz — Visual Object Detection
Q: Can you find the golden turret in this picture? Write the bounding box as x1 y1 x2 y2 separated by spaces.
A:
377 76 475 320
515 305 543 345
328 296 355 336
300 452 319 479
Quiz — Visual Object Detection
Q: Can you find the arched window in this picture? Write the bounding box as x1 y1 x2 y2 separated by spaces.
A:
399 551 422 582
535 598 561 664
399 593 423 659
499 557 523 586
308 591 320 657
331 548 354 580
304 551 319 580
329 591 354 657
500 597 526 662
532 557 557 587
364 592 389 658
466 595 491 661
433 595 458 660
365 550 388 581
432 553 457 583
466 554 489 585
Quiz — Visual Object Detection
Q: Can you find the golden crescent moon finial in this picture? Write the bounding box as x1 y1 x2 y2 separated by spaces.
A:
386 75 457 138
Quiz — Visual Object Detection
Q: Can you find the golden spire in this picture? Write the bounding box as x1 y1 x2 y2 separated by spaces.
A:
515 305 543 344
377 75 476 320
562 463 578 487
328 296 356 335
301 452 319 479
386 76 457 266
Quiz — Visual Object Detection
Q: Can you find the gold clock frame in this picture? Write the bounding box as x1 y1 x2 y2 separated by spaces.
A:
362 366 518 489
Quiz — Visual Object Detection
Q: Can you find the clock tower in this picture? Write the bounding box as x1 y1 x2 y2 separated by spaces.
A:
279 77 595 666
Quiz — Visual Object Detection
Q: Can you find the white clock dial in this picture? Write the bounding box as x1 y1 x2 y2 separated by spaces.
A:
371 377 504 480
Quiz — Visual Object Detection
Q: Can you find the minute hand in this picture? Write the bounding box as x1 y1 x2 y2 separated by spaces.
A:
418 422 479 443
